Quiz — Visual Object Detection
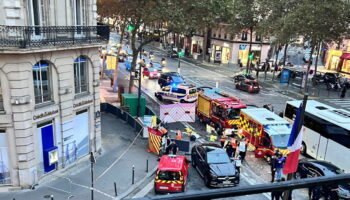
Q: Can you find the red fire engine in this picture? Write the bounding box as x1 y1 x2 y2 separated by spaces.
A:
197 88 246 133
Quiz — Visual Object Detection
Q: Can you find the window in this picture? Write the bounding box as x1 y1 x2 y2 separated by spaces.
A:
0 132 10 184
241 31 248 41
74 0 86 26
74 57 88 94
256 35 261 42
33 61 52 104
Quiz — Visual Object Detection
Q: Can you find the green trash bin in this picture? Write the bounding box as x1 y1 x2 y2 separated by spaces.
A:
121 93 146 117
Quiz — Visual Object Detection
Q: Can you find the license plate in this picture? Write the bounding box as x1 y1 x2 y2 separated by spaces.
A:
159 186 168 190
254 86 258 88
223 181 231 184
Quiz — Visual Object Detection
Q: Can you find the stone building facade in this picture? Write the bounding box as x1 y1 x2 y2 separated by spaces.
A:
0 0 108 189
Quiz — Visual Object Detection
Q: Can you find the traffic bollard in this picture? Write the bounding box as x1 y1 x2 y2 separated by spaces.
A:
132 165 135 185
114 182 117 196
146 159 149 173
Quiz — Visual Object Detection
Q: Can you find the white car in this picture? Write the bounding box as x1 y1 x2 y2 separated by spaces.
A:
155 85 198 103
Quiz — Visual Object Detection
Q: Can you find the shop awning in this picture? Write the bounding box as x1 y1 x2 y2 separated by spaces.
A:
341 53 350 60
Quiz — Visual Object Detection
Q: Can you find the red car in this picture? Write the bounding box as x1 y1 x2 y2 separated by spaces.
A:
154 155 189 193
143 67 160 79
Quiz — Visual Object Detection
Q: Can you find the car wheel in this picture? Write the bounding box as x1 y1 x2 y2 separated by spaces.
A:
198 116 204 124
182 184 186 192
301 142 307 155
215 123 223 133
180 99 185 103
235 84 239 89
204 176 210 187
191 157 196 167
294 171 302 180
157 95 163 101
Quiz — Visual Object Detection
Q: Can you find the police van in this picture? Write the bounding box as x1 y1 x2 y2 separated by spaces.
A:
155 84 198 103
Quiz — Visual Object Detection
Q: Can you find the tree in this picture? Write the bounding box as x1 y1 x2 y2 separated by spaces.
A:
227 0 270 73
280 0 350 92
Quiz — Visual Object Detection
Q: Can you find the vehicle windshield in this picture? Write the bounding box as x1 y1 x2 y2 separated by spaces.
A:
226 108 240 119
189 88 197 94
207 153 231 164
157 171 181 181
270 134 290 148
171 76 184 83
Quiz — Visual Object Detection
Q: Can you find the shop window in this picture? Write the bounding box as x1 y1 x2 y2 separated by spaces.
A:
241 31 248 41
224 34 227 39
0 132 10 185
33 61 52 104
74 57 88 95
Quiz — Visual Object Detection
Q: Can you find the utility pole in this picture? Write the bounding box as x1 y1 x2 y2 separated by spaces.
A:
90 152 96 200
137 32 142 117
282 94 308 200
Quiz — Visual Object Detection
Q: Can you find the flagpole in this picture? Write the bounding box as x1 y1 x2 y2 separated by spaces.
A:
283 93 308 200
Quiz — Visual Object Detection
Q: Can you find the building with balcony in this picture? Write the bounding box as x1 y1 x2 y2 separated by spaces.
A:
0 0 109 189
190 25 271 65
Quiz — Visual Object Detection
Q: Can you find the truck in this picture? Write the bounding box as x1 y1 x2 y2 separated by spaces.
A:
197 87 246 133
238 108 292 162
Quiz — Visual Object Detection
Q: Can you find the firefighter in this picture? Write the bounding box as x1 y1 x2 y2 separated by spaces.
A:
230 136 238 158
176 130 182 140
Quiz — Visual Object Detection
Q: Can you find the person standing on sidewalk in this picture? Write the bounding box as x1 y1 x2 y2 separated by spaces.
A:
238 138 247 162
167 140 179 155
230 136 238 158
270 150 280 183
274 153 286 181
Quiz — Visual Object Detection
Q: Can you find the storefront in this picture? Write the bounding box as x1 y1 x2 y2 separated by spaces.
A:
340 53 350 74
0 132 10 185
326 50 342 71
238 45 249 65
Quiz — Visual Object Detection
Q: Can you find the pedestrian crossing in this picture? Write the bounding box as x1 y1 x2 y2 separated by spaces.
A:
323 98 350 111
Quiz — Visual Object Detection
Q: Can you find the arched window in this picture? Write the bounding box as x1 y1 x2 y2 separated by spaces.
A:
33 61 52 104
74 57 88 94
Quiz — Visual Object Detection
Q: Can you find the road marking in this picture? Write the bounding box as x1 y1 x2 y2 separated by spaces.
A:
132 181 154 198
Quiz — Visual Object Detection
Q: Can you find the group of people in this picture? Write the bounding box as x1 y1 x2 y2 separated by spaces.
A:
220 133 250 173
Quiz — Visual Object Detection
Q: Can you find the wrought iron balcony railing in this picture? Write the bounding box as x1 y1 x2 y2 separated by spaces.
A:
0 25 110 49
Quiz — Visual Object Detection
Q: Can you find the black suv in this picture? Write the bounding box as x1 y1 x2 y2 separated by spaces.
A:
191 143 239 187
158 72 185 88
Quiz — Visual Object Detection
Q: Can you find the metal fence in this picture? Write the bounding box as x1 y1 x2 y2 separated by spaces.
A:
0 25 110 49
100 103 159 134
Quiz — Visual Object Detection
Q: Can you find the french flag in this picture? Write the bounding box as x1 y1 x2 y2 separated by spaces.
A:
283 104 304 174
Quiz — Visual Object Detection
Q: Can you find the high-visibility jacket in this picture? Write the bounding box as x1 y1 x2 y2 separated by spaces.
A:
176 134 182 140
231 140 237 148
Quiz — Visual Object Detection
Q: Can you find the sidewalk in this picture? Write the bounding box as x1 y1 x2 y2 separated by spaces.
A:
0 112 158 200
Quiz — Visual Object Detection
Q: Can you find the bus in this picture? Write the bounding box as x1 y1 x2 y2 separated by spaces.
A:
284 100 350 173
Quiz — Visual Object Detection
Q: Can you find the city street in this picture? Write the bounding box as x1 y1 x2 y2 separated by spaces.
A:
110 34 310 199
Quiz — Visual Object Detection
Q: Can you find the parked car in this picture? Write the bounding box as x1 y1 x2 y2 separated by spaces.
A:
167 50 179 58
158 72 185 88
143 67 160 79
235 80 260 93
191 143 240 187
155 84 198 103
296 159 350 199
233 74 256 83
154 155 189 193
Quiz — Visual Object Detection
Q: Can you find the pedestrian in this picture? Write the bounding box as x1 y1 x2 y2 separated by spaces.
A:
238 138 247 162
220 133 227 148
270 153 277 183
225 142 234 158
230 136 238 158
176 130 182 140
166 140 179 155
271 180 283 200
274 153 285 181
233 155 242 173
340 86 347 98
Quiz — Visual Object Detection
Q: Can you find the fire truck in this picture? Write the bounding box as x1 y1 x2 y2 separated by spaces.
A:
197 87 246 133
238 108 292 162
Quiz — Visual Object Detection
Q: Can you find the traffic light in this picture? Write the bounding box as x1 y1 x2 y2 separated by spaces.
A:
127 25 135 32
248 54 254 60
